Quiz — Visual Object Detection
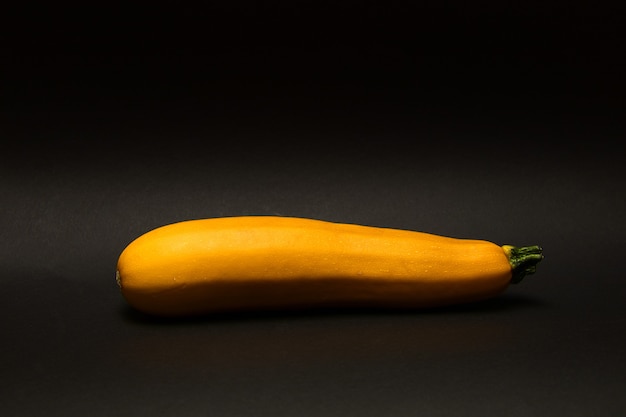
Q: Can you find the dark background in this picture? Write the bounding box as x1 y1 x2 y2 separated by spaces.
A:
2 2 625 416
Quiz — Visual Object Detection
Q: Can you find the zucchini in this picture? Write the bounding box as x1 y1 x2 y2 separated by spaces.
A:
116 216 543 316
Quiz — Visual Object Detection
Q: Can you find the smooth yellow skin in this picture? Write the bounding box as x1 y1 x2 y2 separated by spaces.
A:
117 216 513 316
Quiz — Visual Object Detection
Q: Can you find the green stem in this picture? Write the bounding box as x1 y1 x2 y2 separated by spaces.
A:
502 245 544 284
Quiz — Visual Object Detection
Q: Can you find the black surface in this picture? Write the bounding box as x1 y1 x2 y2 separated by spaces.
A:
3 3 626 416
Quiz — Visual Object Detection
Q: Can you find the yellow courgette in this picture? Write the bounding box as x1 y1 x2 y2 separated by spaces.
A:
116 216 543 316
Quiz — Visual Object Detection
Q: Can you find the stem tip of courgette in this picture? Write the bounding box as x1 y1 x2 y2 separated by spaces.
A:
502 245 543 284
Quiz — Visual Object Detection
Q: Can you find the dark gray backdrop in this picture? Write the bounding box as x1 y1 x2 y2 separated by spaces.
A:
3 2 625 416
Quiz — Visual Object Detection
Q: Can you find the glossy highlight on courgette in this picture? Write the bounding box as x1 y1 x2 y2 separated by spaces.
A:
116 216 543 316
